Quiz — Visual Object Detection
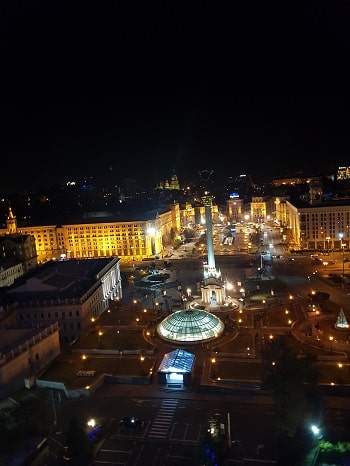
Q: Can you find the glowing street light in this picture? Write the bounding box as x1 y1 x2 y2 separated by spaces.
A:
338 362 343 384
211 357 216 379
339 233 345 278
329 335 334 353
310 424 322 439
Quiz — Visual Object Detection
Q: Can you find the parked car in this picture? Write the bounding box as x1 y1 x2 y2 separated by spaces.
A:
120 416 144 429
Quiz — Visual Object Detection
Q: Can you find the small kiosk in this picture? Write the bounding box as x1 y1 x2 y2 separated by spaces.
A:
157 348 195 387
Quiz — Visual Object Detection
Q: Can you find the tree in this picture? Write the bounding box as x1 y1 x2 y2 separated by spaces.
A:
262 337 324 465
65 416 94 466
308 291 330 306
198 413 228 465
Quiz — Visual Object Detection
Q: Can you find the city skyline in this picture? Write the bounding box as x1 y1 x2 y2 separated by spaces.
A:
1 3 349 191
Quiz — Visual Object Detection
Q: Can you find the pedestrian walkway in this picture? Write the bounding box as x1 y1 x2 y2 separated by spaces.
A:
147 398 178 440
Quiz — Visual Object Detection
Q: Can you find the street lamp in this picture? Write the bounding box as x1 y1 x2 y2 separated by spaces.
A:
211 357 216 379
339 233 345 278
329 335 334 353
338 363 343 384
177 284 183 306
310 424 322 440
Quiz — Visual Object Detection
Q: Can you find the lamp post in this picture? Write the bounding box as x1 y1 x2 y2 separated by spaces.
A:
140 354 145 375
227 412 231 450
339 233 345 278
338 363 343 384
50 389 58 429
329 335 333 353
310 424 322 441
177 284 182 306
211 357 216 379
91 317 96 333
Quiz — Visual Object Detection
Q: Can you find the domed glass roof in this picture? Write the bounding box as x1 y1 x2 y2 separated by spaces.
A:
157 308 224 342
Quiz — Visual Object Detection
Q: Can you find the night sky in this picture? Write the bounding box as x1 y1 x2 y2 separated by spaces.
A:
1 2 350 191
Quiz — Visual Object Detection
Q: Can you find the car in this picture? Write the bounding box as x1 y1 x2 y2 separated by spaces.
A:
120 416 144 429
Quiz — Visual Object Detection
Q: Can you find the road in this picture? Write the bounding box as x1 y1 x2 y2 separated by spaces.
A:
56 386 278 465
54 378 349 466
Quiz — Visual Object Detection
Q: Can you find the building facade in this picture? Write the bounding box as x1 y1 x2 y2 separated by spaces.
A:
0 204 183 264
0 201 221 264
0 323 60 398
274 198 350 251
0 232 38 287
6 257 122 345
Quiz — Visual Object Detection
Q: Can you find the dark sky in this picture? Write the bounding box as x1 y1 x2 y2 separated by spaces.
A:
1 2 350 191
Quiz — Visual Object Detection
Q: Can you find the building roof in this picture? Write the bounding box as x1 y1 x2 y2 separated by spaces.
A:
6 257 119 300
157 348 195 374
15 204 172 227
157 308 225 342
0 325 58 354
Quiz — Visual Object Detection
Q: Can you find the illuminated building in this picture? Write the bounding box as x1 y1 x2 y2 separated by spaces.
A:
0 204 182 263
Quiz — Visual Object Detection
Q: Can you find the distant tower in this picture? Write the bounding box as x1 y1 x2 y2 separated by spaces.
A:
159 171 180 190
201 192 225 308
170 172 180 190
6 205 17 234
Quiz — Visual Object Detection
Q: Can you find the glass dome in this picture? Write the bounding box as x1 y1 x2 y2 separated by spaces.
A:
157 308 225 343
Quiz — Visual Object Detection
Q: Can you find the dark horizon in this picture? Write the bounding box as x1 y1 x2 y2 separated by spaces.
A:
1 2 350 192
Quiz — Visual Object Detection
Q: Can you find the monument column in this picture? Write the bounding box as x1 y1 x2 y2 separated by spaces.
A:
202 192 216 273
200 191 224 307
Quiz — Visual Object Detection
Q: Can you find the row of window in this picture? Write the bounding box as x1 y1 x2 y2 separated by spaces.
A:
19 310 80 319
67 239 146 245
67 225 145 232
18 315 82 331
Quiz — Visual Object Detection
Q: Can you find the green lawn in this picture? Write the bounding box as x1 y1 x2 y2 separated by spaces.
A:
209 359 350 385
41 341 350 390
73 328 154 352
214 332 253 354
210 361 264 382
41 355 155 390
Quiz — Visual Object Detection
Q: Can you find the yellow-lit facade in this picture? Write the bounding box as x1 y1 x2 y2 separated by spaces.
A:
0 204 183 263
